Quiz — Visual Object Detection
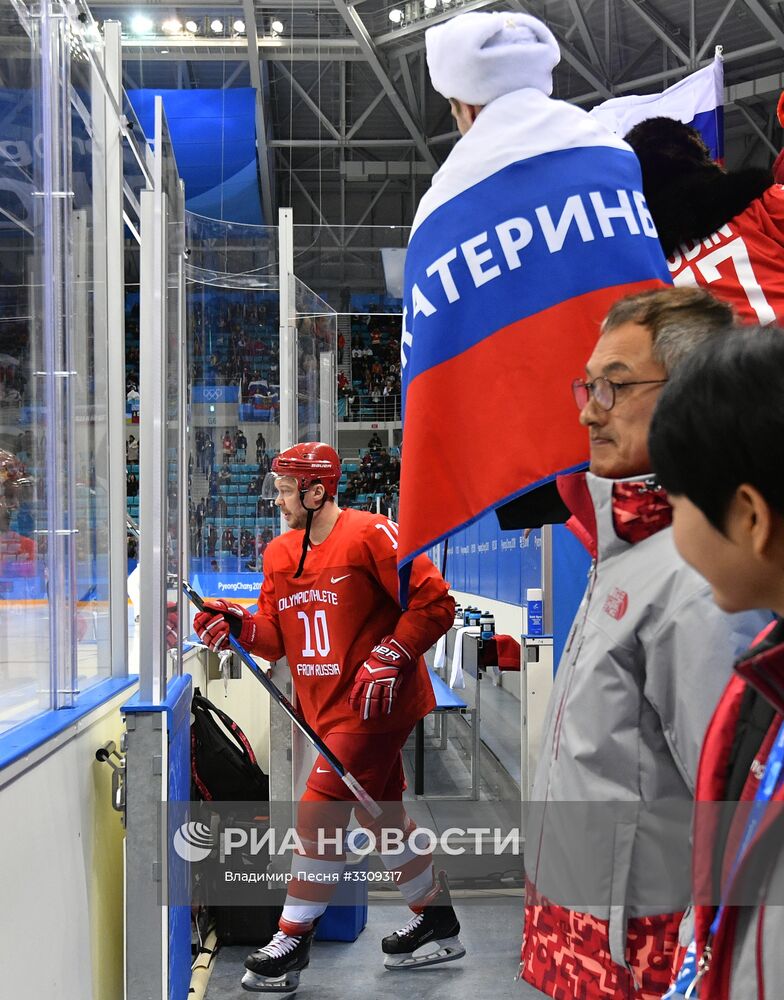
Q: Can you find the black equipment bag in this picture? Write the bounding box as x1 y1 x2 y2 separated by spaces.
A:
214 899 283 946
191 688 269 802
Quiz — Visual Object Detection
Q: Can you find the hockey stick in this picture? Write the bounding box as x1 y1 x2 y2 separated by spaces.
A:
181 579 382 819
127 515 381 815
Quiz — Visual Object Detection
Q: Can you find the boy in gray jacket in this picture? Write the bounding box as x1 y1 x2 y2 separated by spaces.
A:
650 325 784 1000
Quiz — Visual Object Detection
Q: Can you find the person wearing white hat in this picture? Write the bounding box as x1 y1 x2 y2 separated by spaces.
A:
426 11 560 134
398 8 669 571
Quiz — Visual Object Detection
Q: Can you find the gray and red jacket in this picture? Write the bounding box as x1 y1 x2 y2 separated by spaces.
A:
691 619 784 1000
521 471 770 997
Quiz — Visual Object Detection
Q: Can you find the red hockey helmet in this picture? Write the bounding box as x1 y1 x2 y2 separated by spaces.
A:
270 442 341 498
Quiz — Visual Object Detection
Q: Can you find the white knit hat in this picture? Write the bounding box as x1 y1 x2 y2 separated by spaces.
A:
426 11 561 105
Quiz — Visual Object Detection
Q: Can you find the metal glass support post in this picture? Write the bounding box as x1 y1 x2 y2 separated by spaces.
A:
35 0 78 708
139 153 168 703
176 178 188 651
319 349 336 449
278 207 296 450
278 207 296 533
93 20 128 676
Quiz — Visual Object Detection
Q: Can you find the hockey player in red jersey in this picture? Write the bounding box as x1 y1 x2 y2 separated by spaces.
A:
625 116 784 325
194 443 462 994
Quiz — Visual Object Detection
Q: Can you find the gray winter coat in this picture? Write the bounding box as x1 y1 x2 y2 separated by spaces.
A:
525 472 770 968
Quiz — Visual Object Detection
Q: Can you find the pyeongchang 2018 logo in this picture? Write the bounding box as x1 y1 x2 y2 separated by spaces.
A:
173 821 215 862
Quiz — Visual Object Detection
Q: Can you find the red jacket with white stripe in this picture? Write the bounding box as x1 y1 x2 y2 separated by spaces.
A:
691 618 784 1000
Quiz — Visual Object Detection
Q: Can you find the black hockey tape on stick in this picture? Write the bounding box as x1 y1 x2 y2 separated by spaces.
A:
181 579 382 818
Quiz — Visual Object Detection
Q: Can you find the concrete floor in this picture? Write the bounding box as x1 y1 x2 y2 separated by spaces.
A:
206 900 547 999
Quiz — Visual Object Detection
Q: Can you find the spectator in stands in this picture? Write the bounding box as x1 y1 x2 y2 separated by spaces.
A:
222 526 236 554
240 529 254 558
382 381 396 419
218 464 232 488
207 525 218 557
222 430 235 463
127 472 139 498
256 432 266 462
368 432 382 451
126 434 139 464
235 429 247 462
203 435 215 475
217 495 228 519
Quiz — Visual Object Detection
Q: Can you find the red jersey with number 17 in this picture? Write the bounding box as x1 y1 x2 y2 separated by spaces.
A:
667 184 784 324
248 508 454 737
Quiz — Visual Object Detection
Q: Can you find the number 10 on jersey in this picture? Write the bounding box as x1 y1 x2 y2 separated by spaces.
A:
298 610 331 658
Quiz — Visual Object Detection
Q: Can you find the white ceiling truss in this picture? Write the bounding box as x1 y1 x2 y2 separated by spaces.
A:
88 0 784 287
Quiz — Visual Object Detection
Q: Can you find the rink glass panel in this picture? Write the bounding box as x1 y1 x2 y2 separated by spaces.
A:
0 6 50 731
0 3 119 733
293 278 337 446
185 214 284 591
158 104 186 682
69 14 114 694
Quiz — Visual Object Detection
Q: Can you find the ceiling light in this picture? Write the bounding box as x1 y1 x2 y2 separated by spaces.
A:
210 19 224 33
388 8 403 22
233 19 246 32
270 18 284 34
424 0 437 8
130 14 153 34
161 18 182 33
185 19 198 32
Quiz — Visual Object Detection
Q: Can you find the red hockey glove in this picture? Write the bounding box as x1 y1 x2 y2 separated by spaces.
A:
193 599 256 652
349 636 414 721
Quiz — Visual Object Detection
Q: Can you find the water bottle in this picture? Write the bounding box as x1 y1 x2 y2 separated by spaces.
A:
526 588 543 636
480 613 495 640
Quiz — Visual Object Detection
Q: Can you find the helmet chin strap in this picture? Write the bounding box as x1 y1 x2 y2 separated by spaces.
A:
293 487 328 579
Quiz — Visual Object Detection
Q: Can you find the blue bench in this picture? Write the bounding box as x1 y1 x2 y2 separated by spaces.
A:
413 667 474 798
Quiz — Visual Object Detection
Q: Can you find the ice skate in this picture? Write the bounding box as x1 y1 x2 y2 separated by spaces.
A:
382 871 466 969
241 927 315 994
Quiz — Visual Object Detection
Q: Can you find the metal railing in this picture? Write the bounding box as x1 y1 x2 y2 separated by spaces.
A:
338 393 401 422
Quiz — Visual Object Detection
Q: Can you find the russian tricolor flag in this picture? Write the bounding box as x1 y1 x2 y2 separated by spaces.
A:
397 88 671 600
590 53 725 160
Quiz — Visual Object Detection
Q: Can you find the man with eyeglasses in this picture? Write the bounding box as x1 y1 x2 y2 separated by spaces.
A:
520 286 770 1000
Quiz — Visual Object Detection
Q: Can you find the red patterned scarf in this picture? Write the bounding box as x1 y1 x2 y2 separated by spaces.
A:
612 480 672 544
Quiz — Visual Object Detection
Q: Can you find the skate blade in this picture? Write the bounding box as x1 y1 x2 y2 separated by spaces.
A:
241 969 301 994
384 936 466 970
